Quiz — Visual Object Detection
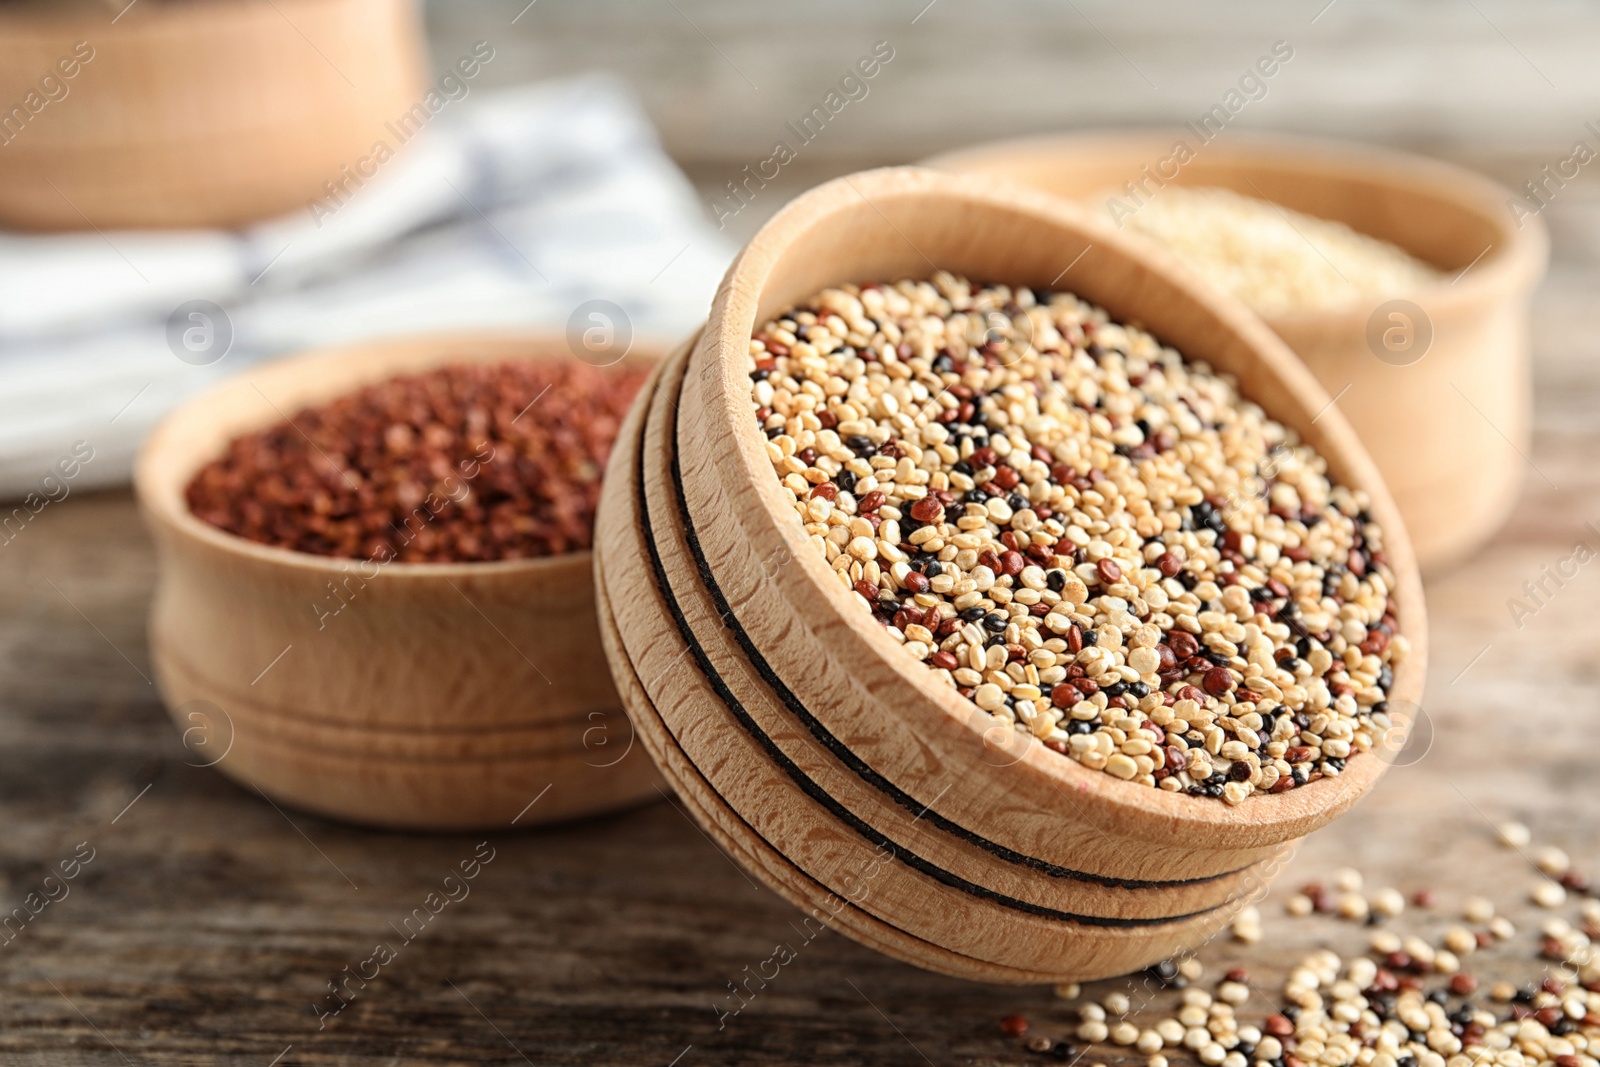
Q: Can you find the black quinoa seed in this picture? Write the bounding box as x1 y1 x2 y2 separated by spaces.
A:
752 276 1403 805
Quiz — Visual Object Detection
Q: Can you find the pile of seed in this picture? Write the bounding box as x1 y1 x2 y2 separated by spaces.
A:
998 829 1600 1067
188 360 646 563
1107 186 1443 317
748 272 1407 802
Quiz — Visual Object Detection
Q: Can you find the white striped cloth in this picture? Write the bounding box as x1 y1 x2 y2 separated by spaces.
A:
0 75 733 497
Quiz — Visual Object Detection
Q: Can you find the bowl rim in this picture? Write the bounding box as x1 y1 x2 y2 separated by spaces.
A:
925 128 1549 327
687 164 1428 837
134 329 661 581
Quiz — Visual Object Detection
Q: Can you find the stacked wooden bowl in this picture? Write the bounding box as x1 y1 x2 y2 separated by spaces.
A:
137 334 663 831
594 168 1427 983
931 133 1548 572
0 0 426 230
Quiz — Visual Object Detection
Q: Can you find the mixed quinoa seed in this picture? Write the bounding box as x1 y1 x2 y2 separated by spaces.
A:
999 830 1600 1067
748 272 1410 804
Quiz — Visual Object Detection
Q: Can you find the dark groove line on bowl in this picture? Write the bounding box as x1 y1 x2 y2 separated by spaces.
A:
663 359 1252 893
597 583 1064 984
636 369 1229 928
153 638 621 739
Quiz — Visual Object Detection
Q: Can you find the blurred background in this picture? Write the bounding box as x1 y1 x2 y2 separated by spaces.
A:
5 0 1599 492
460 0 1600 242
2 2 1598 1063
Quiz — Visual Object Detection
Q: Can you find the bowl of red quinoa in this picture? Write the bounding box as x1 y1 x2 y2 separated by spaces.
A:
136 333 664 830
594 167 1427 982
930 132 1547 573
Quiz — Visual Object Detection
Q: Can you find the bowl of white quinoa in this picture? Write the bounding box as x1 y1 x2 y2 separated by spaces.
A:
594 166 1427 982
931 132 1547 573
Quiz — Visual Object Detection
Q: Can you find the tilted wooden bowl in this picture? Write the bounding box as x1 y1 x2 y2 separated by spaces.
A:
136 334 662 831
594 167 1427 982
0 0 426 231
930 133 1548 573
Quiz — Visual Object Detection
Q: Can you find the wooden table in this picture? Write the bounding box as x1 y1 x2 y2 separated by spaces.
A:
2 272 1594 1067
5 5 1600 1063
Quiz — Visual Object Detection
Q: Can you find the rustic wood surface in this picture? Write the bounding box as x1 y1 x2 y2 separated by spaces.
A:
2 2 1599 1063
1 262 1594 1067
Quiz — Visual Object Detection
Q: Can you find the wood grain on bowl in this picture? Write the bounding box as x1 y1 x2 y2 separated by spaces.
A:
135 334 662 831
594 167 1427 982
0 0 426 230
599 336 1279 983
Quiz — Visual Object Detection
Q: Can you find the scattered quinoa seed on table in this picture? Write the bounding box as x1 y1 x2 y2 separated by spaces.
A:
1009 841 1600 1067
747 272 1408 802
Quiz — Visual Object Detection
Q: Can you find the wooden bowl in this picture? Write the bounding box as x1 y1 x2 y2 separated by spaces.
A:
0 0 426 231
135 334 663 831
593 168 1428 983
929 133 1548 573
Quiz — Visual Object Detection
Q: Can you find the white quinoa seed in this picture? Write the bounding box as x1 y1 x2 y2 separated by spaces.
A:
1371 930 1403 954
1106 186 1444 317
1332 867 1365 893
1533 880 1568 908
750 273 1404 802
1336 893 1370 921
1217 981 1251 1005
1371 886 1407 918
1023 855 1600 1067
1442 926 1478 956
1538 846 1572 876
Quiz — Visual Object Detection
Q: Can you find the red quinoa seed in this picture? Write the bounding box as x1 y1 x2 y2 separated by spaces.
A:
187 360 644 563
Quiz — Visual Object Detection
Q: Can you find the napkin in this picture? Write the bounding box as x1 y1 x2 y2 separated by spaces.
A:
0 74 733 498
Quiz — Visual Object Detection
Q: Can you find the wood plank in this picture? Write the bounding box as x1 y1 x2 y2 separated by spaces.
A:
4 5 1600 1052
0 262 1591 1064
